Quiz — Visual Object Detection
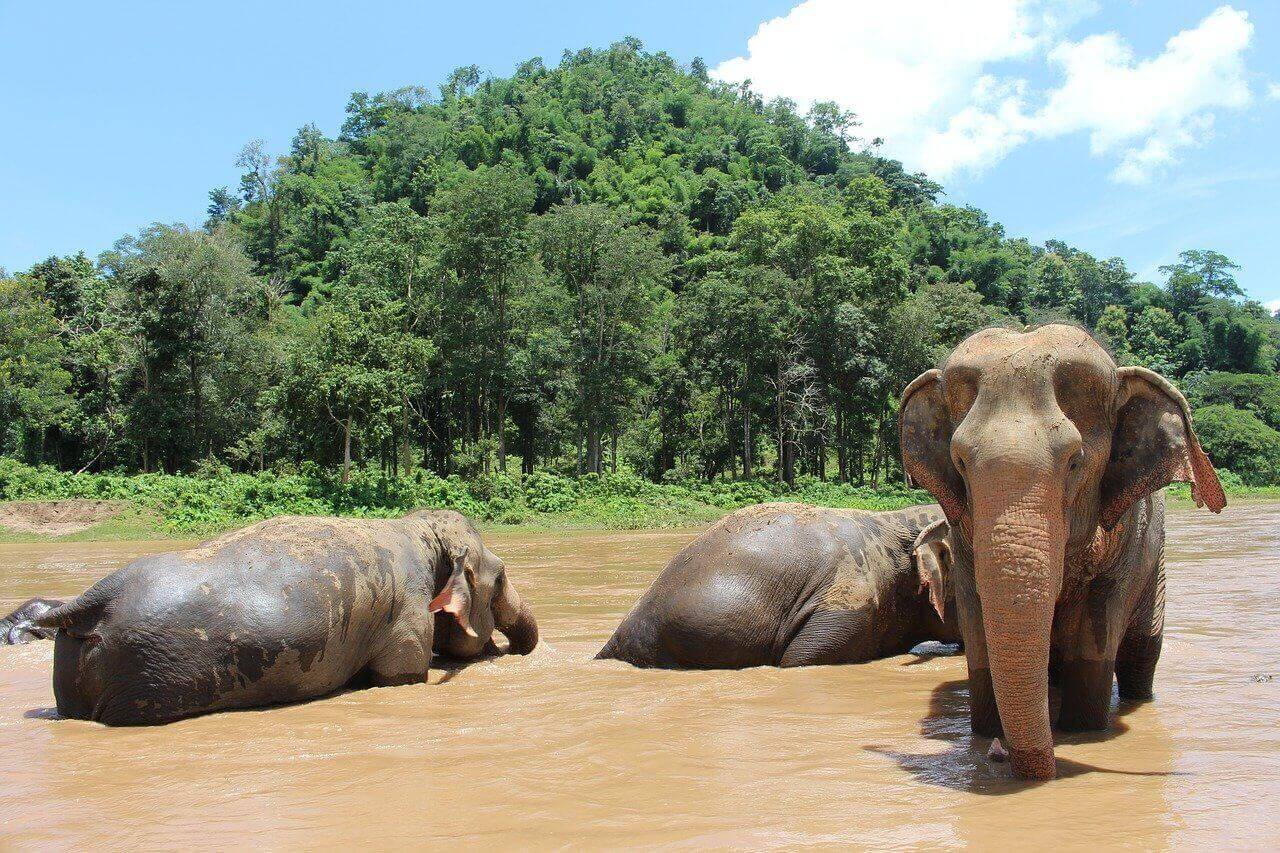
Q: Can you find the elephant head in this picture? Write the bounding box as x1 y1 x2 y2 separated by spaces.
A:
409 510 539 658
899 325 1223 779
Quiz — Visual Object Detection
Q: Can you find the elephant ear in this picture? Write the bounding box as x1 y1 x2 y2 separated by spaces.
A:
912 518 952 621
900 369 965 523
429 546 478 637
1100 366 1226 530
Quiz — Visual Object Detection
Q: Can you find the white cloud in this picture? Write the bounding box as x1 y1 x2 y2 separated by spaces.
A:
1266 298 1280 315
1270 82 1280 100
1035 7 1252 183
713 2 1256 184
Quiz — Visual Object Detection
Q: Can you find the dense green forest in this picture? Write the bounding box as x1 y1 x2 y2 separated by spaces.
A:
5 40 1280 500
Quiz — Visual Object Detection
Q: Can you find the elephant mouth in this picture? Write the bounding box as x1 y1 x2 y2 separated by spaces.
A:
434 615 484 658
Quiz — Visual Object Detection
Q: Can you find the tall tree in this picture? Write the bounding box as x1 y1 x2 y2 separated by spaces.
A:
101 225 267 471
0 278 72 460
536 203 670 473
433 163 536 472
287 288 433 483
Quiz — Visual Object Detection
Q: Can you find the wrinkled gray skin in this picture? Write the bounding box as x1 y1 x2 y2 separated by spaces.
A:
1 598 64 645
900 325 1225 779
597 502 961 669
38 510 537 726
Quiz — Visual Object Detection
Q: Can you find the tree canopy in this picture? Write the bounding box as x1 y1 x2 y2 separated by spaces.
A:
5 40 1278 484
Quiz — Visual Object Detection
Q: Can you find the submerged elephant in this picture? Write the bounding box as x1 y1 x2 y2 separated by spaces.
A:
899 324 1224 779
597 503 960 668
37 510 537 725
1 598 64 645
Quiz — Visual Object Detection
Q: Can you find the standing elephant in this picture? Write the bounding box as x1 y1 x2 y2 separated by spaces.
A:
597 503 961 669
899 324 1224 779
1 598 64 645
37 510 537 725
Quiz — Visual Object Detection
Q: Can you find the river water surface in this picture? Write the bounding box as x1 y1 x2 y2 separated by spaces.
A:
1 503 1277 849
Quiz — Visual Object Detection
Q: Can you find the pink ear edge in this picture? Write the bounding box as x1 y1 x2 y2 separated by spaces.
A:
428 588 452 613
915 558 947 621
428 586 479 637
1190 443 1226 514
927 582 946 621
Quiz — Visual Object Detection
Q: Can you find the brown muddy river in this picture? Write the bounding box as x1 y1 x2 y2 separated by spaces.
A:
1 503 1277 849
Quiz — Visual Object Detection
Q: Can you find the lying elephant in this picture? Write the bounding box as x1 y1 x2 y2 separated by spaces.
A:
597 502 960 668
900 324 1225 779
37 510 537 725
1 598 64 645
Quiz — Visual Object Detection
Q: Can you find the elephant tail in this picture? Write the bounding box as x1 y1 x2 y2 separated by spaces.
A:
36 577 123 635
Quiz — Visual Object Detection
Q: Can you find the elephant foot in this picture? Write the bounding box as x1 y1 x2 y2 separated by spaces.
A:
1056 702 1111 731
1117 683 1154 702
1116 659 1158 702
1009 747 1056 780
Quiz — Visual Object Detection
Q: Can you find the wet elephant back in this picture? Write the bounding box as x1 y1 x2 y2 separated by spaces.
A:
603 504 873 668
74 518 429 723
817 504 942 610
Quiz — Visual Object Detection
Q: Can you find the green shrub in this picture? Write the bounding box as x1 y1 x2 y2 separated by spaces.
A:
1192 405 1280 486
1184 372 1280 431
0 456 1038 535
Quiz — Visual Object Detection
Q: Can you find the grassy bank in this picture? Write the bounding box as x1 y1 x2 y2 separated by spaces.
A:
1166 479 1280 505
2 458 1273 543
0 458 934 541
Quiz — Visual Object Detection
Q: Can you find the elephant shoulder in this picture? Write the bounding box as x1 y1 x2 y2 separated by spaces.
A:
712 504 850 557
652 504 841 596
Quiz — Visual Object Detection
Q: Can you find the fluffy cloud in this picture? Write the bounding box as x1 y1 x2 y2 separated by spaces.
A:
713 2 1257 184
1266 298 1280 315
1270 82 1280 100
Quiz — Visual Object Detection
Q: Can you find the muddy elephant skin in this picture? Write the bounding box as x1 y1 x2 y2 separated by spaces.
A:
37 510 537 725
0 598 64 645
899 324 1224 779
597 502 961 669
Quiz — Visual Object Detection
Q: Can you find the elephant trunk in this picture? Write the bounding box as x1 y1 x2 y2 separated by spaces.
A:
494 577 539 655
971 476 1064 781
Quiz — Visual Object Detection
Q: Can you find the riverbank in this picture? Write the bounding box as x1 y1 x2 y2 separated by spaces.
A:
0 458 935 542
1 457 1274 542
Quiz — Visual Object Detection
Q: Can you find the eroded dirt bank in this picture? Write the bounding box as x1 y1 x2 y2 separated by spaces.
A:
0 500 125 537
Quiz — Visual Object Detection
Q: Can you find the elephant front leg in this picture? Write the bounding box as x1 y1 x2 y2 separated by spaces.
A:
1055 658 1116 731
368 610 433 687
1115 633 1160 701
966 655 1002 737
1116 561 1165 702
1054 586 1126 731
954 572 1001 737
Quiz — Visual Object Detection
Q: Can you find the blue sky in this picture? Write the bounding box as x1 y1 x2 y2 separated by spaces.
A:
2 1 1277 307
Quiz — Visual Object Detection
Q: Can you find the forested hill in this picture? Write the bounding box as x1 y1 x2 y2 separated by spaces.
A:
5 39 1280 490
